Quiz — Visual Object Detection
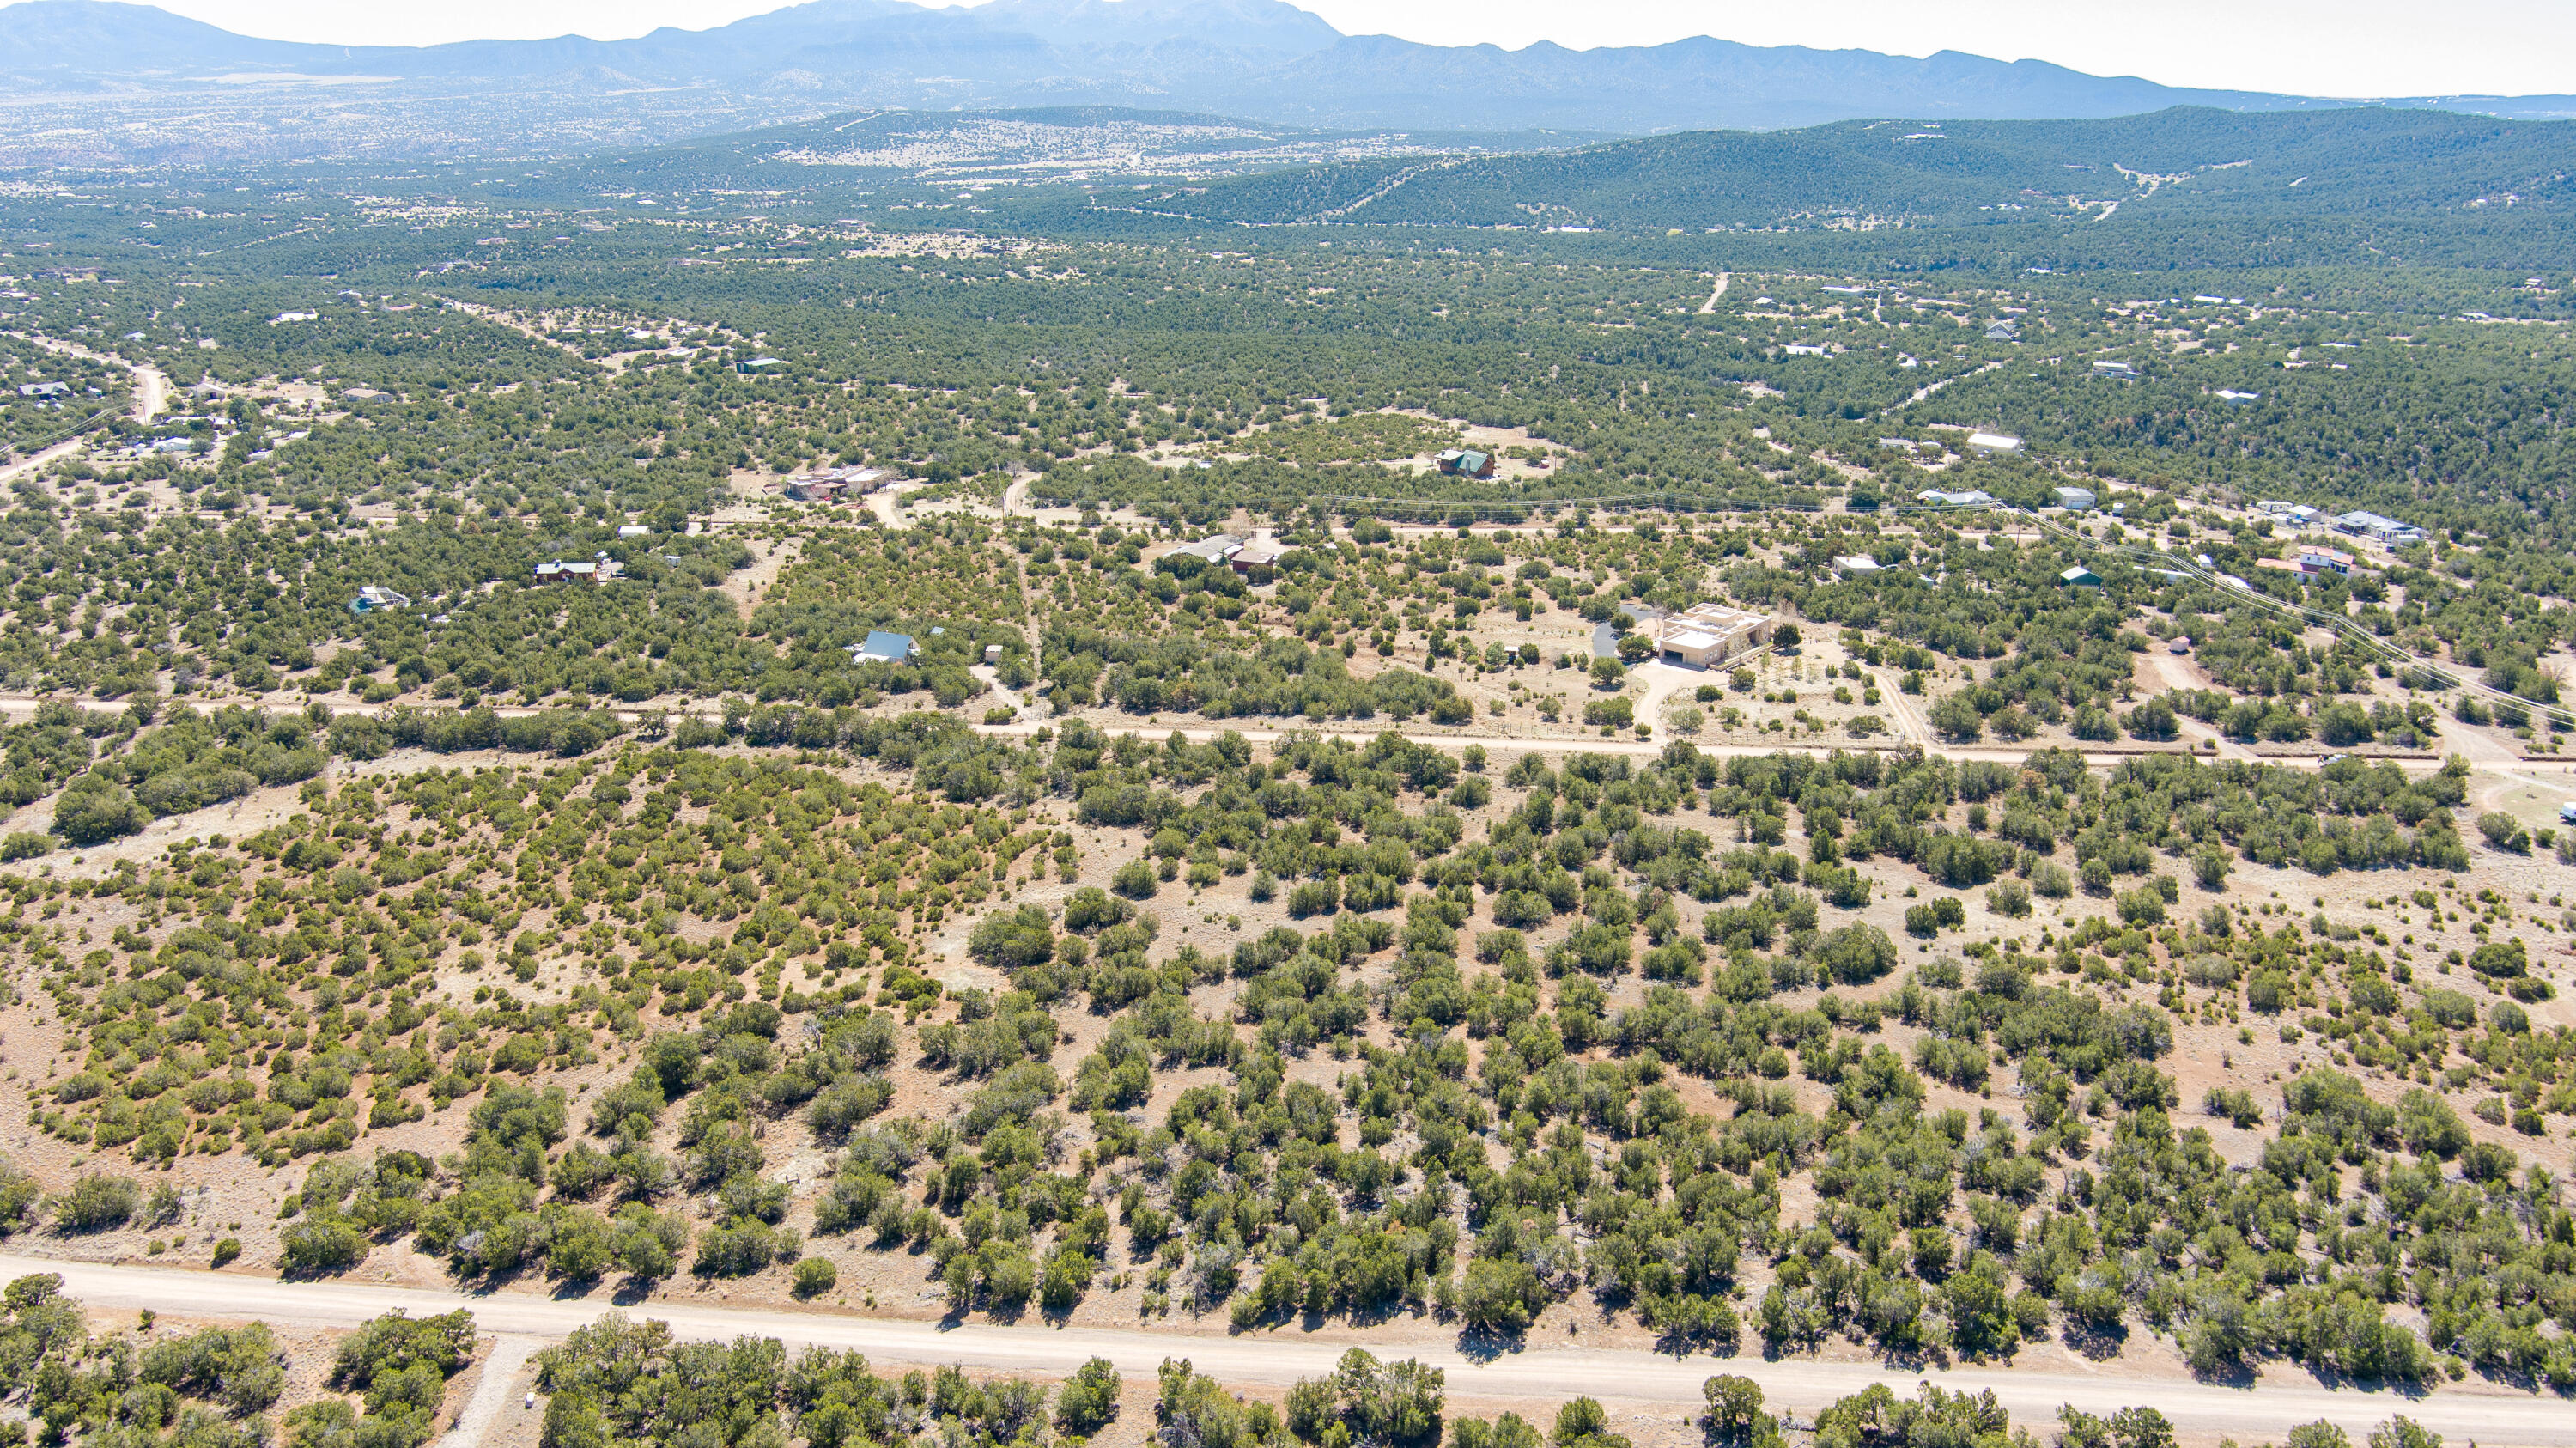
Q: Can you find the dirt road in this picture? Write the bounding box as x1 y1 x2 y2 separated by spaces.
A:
0 1255 2545 1444
0 692 2520 779
433 1335 541 1448
1866 668 1930 747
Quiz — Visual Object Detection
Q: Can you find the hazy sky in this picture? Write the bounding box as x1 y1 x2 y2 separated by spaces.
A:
131 0 2576 98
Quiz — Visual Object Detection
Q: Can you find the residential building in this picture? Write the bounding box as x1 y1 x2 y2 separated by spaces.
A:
735 356 787 374
2090 361 2139 379
1167 533 1244 566
785 465 886 501
1965 432 2021 454
2298 546 2358 575
1916 488 1996 508
617 525 651 538
349 586 410 613
1435 448 1495 478
2215 389 2262 405
533 555 620 585
851 630 915 665
2053 486 2098 511
1647 602 1774 668
1832 555 1882 574
2334 510 2424 546
1231 534 1289 573
15 381 66 399
2059 565 2102 587
1984 322 2019 342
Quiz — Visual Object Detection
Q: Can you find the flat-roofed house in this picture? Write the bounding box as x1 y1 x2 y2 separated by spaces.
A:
1649 602 1774 667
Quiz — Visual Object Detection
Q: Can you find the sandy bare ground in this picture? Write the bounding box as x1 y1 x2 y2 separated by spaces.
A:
0 1254 2542 1445
2140 651 2258 761
433 1335 544 1448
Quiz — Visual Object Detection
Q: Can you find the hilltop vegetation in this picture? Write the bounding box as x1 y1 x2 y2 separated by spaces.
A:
0 705 2569 1391
1163 108 2576 234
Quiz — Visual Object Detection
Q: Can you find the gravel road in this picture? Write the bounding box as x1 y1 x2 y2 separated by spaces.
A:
0 1255 2552 1445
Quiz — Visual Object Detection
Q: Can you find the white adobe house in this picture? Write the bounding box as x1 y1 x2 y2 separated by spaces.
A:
1648 603 1776 668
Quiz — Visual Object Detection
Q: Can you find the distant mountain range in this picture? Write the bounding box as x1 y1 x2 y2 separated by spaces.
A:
2 0 2573 167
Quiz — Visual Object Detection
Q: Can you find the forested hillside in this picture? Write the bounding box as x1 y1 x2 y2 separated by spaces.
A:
1161 108 2576 233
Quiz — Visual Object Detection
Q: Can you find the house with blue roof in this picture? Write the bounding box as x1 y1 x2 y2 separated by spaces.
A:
852 630 916 665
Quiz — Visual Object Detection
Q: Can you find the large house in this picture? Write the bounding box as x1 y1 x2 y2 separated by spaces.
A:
1648 603 1775 668
2334 510 2424 547
1167 534 1244 566
1230 534 1289 574
533 555 621 585
851 630 916 665
785 465 886 502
